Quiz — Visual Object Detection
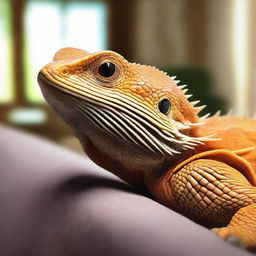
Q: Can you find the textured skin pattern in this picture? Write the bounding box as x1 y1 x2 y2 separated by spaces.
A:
38 48 256 249
213 203 256 248
171 159 256 227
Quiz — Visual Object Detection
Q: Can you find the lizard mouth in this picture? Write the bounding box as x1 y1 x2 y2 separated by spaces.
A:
38 71 56 89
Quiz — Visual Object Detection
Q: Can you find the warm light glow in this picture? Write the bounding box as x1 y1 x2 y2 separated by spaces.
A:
233 0 249 114
0 0 13 103
24 1 107 103
64 2 107 52
8 108 47 125
24 1 62 103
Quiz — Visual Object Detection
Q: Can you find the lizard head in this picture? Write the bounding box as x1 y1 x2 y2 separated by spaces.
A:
38 47 210 186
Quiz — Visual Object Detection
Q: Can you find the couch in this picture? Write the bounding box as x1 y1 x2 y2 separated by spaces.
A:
0 125 252 256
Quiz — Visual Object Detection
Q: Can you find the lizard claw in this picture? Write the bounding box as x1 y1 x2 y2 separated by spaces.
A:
226 236 246 249
212 204 256 249
212 227 246 250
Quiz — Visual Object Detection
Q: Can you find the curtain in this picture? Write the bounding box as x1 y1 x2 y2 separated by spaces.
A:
134 0 256 115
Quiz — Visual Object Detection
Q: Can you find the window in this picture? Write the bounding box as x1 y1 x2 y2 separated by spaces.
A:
24 0 107 103
232 0 249 114
0 0 13 103
0 0 107 105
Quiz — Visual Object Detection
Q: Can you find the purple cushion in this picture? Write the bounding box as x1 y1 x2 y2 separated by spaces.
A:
0 125 252 256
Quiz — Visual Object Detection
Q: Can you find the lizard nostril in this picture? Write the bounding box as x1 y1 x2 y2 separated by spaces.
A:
98 62 116 78
59 66 69 76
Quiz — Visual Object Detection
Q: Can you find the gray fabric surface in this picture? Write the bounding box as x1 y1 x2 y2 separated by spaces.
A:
0 125 253 256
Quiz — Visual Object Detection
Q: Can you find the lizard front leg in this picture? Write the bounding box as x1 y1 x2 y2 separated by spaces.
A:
168 159 256 248
212 203 256 249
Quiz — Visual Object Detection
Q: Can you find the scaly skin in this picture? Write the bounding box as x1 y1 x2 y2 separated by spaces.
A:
38 48 256 249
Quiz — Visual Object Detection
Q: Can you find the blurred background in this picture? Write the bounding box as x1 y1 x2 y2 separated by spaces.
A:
0 0 255 153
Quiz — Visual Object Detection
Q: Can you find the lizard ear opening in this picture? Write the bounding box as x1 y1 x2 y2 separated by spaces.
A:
53 47 91 61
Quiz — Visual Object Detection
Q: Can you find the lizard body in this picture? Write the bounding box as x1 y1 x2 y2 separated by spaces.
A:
38 48 256 248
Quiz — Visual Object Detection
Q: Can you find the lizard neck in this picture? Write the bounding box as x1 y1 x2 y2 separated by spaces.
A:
40 81 195 189
76 123 176 189
144 148 193 202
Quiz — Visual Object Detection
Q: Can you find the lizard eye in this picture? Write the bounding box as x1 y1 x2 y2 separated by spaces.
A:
158 98 171 115
98 62 116 78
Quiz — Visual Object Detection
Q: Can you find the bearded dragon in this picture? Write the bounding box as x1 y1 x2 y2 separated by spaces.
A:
38 47 256 249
